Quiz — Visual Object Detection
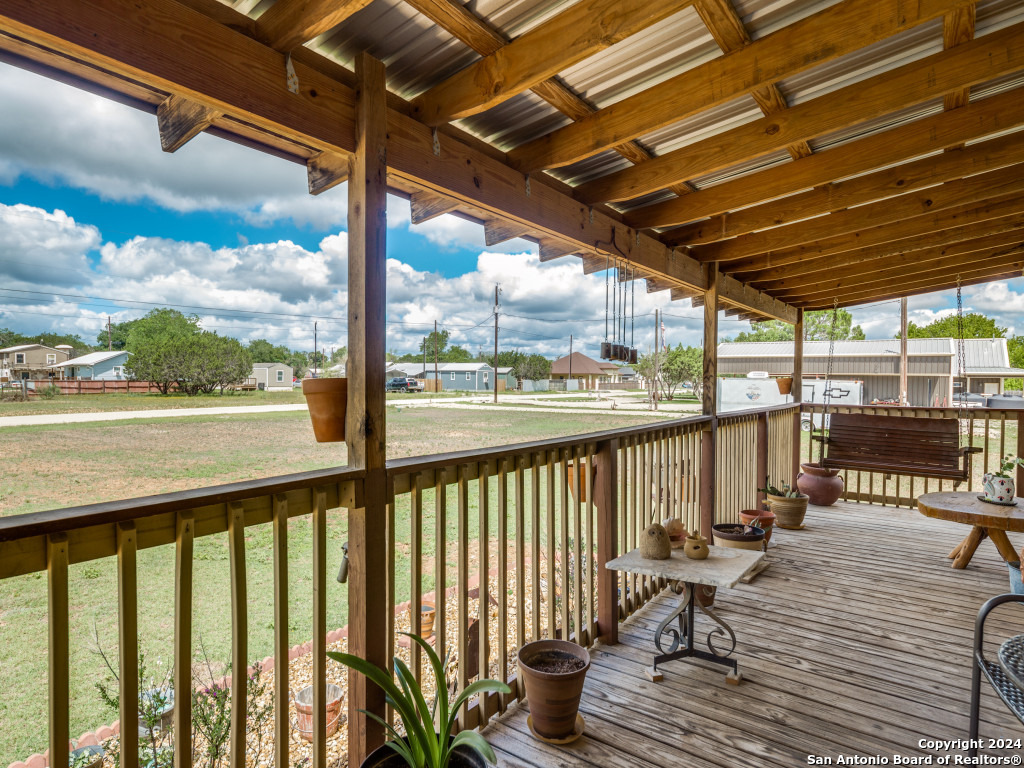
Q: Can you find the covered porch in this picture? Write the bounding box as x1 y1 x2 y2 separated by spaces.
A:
1 0 1024 766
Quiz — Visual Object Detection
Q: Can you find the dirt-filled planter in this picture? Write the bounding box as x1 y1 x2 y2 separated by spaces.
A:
517 639 590 742
711 523 766 552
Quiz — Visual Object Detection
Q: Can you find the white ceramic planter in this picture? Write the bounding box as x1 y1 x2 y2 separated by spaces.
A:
983 473 1016 503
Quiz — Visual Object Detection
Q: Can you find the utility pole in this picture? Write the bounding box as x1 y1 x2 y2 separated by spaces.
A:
434 320 439 395
653 310 660 411
569 335 573 388
493 284 499 403
314 321 318 378
900 297 908 406
107 316 112 351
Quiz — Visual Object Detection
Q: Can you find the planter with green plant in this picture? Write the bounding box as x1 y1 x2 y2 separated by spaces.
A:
983 456 1024 504
69 745 104 768
329 632 510 767
758 479 809 529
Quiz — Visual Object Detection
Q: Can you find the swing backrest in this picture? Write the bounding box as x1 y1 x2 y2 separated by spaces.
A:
819 412 974 480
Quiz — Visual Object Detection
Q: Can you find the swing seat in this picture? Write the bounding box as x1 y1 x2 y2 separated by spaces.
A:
813 413 981 485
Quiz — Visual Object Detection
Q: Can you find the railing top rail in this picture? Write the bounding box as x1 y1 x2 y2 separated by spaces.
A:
718 402 800 422
0 465 365 542
385 413 714 477
800 403 1024 417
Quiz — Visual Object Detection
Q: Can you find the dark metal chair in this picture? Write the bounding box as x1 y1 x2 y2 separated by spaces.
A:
969 594 1024 756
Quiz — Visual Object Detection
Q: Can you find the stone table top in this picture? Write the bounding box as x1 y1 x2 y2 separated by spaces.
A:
606 546 765 589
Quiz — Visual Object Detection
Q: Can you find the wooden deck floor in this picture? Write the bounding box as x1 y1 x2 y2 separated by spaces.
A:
484 501 1024 768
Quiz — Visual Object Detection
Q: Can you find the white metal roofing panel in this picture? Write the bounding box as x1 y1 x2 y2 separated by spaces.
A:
49 350 127 367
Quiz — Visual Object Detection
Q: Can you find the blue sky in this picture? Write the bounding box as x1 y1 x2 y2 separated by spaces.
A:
1 60 1022 359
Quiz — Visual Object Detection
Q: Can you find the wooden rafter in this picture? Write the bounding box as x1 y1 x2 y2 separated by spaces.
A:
410 0 692 125
576 22 1024 204
507 0 965 173
403 0 694 197
157 93 221 152
256 0 375 51
633 87 1024 231
410 190 459 224
663 128 1024 247
691 162 1024 263
943 5 977 113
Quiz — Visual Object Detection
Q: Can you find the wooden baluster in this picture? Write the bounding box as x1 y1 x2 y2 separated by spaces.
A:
272 496 289 768
639 438 649 601
312 488 329 764
630 439 639 610
530 454 541 644
985 414 991 477
514 455 526 697
969 414 976 492
410 476 423 684
117 522 139 768
174 513 194 768
546 451 556 638
497 458 510 712
477 462 491 721
572 445 583 644
1000 415 1007 479
596 439 618 644
386 497 396 726
228 502 248 768
457 464 470 727
559 449 570 638
435 469 448 673
585 445 596 644
48 534 70 768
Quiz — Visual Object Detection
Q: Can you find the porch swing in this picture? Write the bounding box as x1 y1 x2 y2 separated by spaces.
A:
810 283 981 487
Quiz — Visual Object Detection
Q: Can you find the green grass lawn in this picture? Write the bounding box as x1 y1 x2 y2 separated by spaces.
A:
0 406 664 759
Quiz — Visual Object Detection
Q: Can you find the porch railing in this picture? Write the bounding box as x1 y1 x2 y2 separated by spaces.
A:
800 404 1024 508
1 406 805 768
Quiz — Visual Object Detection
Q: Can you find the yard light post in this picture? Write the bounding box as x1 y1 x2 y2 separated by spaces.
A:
493 284 499 403
313 320 318 378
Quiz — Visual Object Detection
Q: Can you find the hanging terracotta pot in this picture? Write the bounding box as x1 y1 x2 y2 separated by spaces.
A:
797 462 844 506
776 376 793 395
302 378 348 442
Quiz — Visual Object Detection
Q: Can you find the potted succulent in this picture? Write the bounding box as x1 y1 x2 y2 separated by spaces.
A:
302 376 348 442
739 509 776 542
329 633 509 767
517 639 590 743
758 479 809 530
983 455 1024 503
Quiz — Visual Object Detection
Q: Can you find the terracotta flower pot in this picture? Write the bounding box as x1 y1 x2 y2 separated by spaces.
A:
518 639 590 740
739 509 775 542
776 376 793 395
796 462 844 506
302 378 348 442
712 523 765 551
419 601 436 640
694 584 717 608
566 460 596 503
766 494 808 529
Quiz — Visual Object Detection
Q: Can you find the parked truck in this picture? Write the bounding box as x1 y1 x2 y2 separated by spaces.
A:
386 376 424 393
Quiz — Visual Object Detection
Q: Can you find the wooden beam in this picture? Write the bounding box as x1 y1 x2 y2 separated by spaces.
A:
752 224 1024 291
703 263 719 416
581 254 608 275
508 0 966 172
410 0 692 125
670 287 700 301
664 129 1024 247
634 87 1024 231
719 273 795 323
157 93 221 152
725 195 1024 277
646 277 675 293
771 234 1024 300
538 238 578 261
691 162 1024 263
943 5 976 113
306 150 349 195
346 51 388 766
255 0 375 51
0 0 795 322
577 22 1024 204
694 0 812 161
484 219 531 246
403 0 694 193
797 259 1024 310
410 190 459 224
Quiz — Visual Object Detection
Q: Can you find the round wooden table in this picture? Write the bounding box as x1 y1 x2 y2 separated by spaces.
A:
918 492 1024 569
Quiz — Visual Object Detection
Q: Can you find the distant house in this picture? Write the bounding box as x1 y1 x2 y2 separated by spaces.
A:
390 361 510 392
49 350 130 380
250 363 294 391
0 344 74 381
551 352 623 389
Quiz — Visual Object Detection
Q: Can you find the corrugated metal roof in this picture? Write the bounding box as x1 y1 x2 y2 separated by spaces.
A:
49 351 128 368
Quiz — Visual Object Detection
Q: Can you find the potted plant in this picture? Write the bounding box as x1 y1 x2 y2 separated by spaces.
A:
302 376 348 442
711 522 766 551
796 462 843 506
517 639 589 743
70 745 104 768
739 509 776 542
757 479 809 530
329 632 509 767
983 455 1024 503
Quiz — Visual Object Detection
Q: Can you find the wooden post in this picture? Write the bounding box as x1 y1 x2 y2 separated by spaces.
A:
792 308 804 486
346 50 389 766
900 297 908 406
595 438 619 644
755 413 768 508
1017 413 1024 493
700 263 718 536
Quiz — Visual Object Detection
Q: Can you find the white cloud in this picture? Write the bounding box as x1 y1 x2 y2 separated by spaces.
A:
0 204 100 287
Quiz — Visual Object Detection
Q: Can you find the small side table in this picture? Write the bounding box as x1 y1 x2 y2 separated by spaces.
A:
917 492 1024 569
606 546 764 684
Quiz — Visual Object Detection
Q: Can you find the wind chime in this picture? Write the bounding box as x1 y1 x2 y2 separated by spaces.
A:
601 259 639 363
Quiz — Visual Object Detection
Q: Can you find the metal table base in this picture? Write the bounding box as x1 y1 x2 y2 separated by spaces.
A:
650 581 740 683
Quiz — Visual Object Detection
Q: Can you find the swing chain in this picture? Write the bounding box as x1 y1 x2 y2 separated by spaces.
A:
819 299 839 463
956 275 968 418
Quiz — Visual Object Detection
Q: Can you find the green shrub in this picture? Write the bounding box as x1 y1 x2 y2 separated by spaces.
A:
38 384 63 400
